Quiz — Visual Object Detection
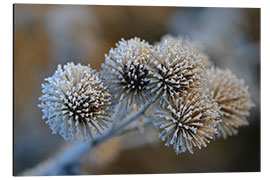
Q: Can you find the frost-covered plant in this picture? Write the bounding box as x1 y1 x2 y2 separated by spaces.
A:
153 90 220 154
205 67 254 139
149 36 206 106
156 34 213 68
33 35 254 176
101 37 156 108
39 62 113 142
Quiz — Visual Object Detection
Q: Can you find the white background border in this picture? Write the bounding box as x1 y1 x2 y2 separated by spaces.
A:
1 0 268 179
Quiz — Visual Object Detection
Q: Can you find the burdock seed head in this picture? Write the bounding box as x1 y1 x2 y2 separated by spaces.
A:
153 90 219 154
206 67 254 139
101 37 157 108
39 62 113 142
157 35 213 68
149 36 206 106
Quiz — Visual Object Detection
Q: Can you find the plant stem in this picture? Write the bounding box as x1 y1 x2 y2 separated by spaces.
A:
21 96 158 176
118 116 154 136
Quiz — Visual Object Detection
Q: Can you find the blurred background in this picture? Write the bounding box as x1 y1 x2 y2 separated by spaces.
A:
14 4 260 175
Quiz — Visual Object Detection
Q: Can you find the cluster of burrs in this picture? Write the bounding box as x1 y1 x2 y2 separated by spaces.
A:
39 35 254 155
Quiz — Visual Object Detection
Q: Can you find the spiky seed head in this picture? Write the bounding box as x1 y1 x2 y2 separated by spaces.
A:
149 36 206 106
157 34 213 68
101 37 156 108
206 67 254 139
39 62 113 142
153 90 219 154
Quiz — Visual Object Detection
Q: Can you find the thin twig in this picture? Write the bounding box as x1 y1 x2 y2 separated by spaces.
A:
118 115 155 136
112 100 125 129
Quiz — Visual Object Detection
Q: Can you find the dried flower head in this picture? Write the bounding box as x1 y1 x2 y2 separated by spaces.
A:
153 90 219 154
206 67 254 139
157 35 213 68
149 36 206 106
39 62 112 141
101 37 156 108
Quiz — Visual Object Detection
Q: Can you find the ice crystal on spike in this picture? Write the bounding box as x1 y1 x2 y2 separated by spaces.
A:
39 62 112 142
149 36 206 106
153 90 219 154
206 67 254 139
101 37 156 108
